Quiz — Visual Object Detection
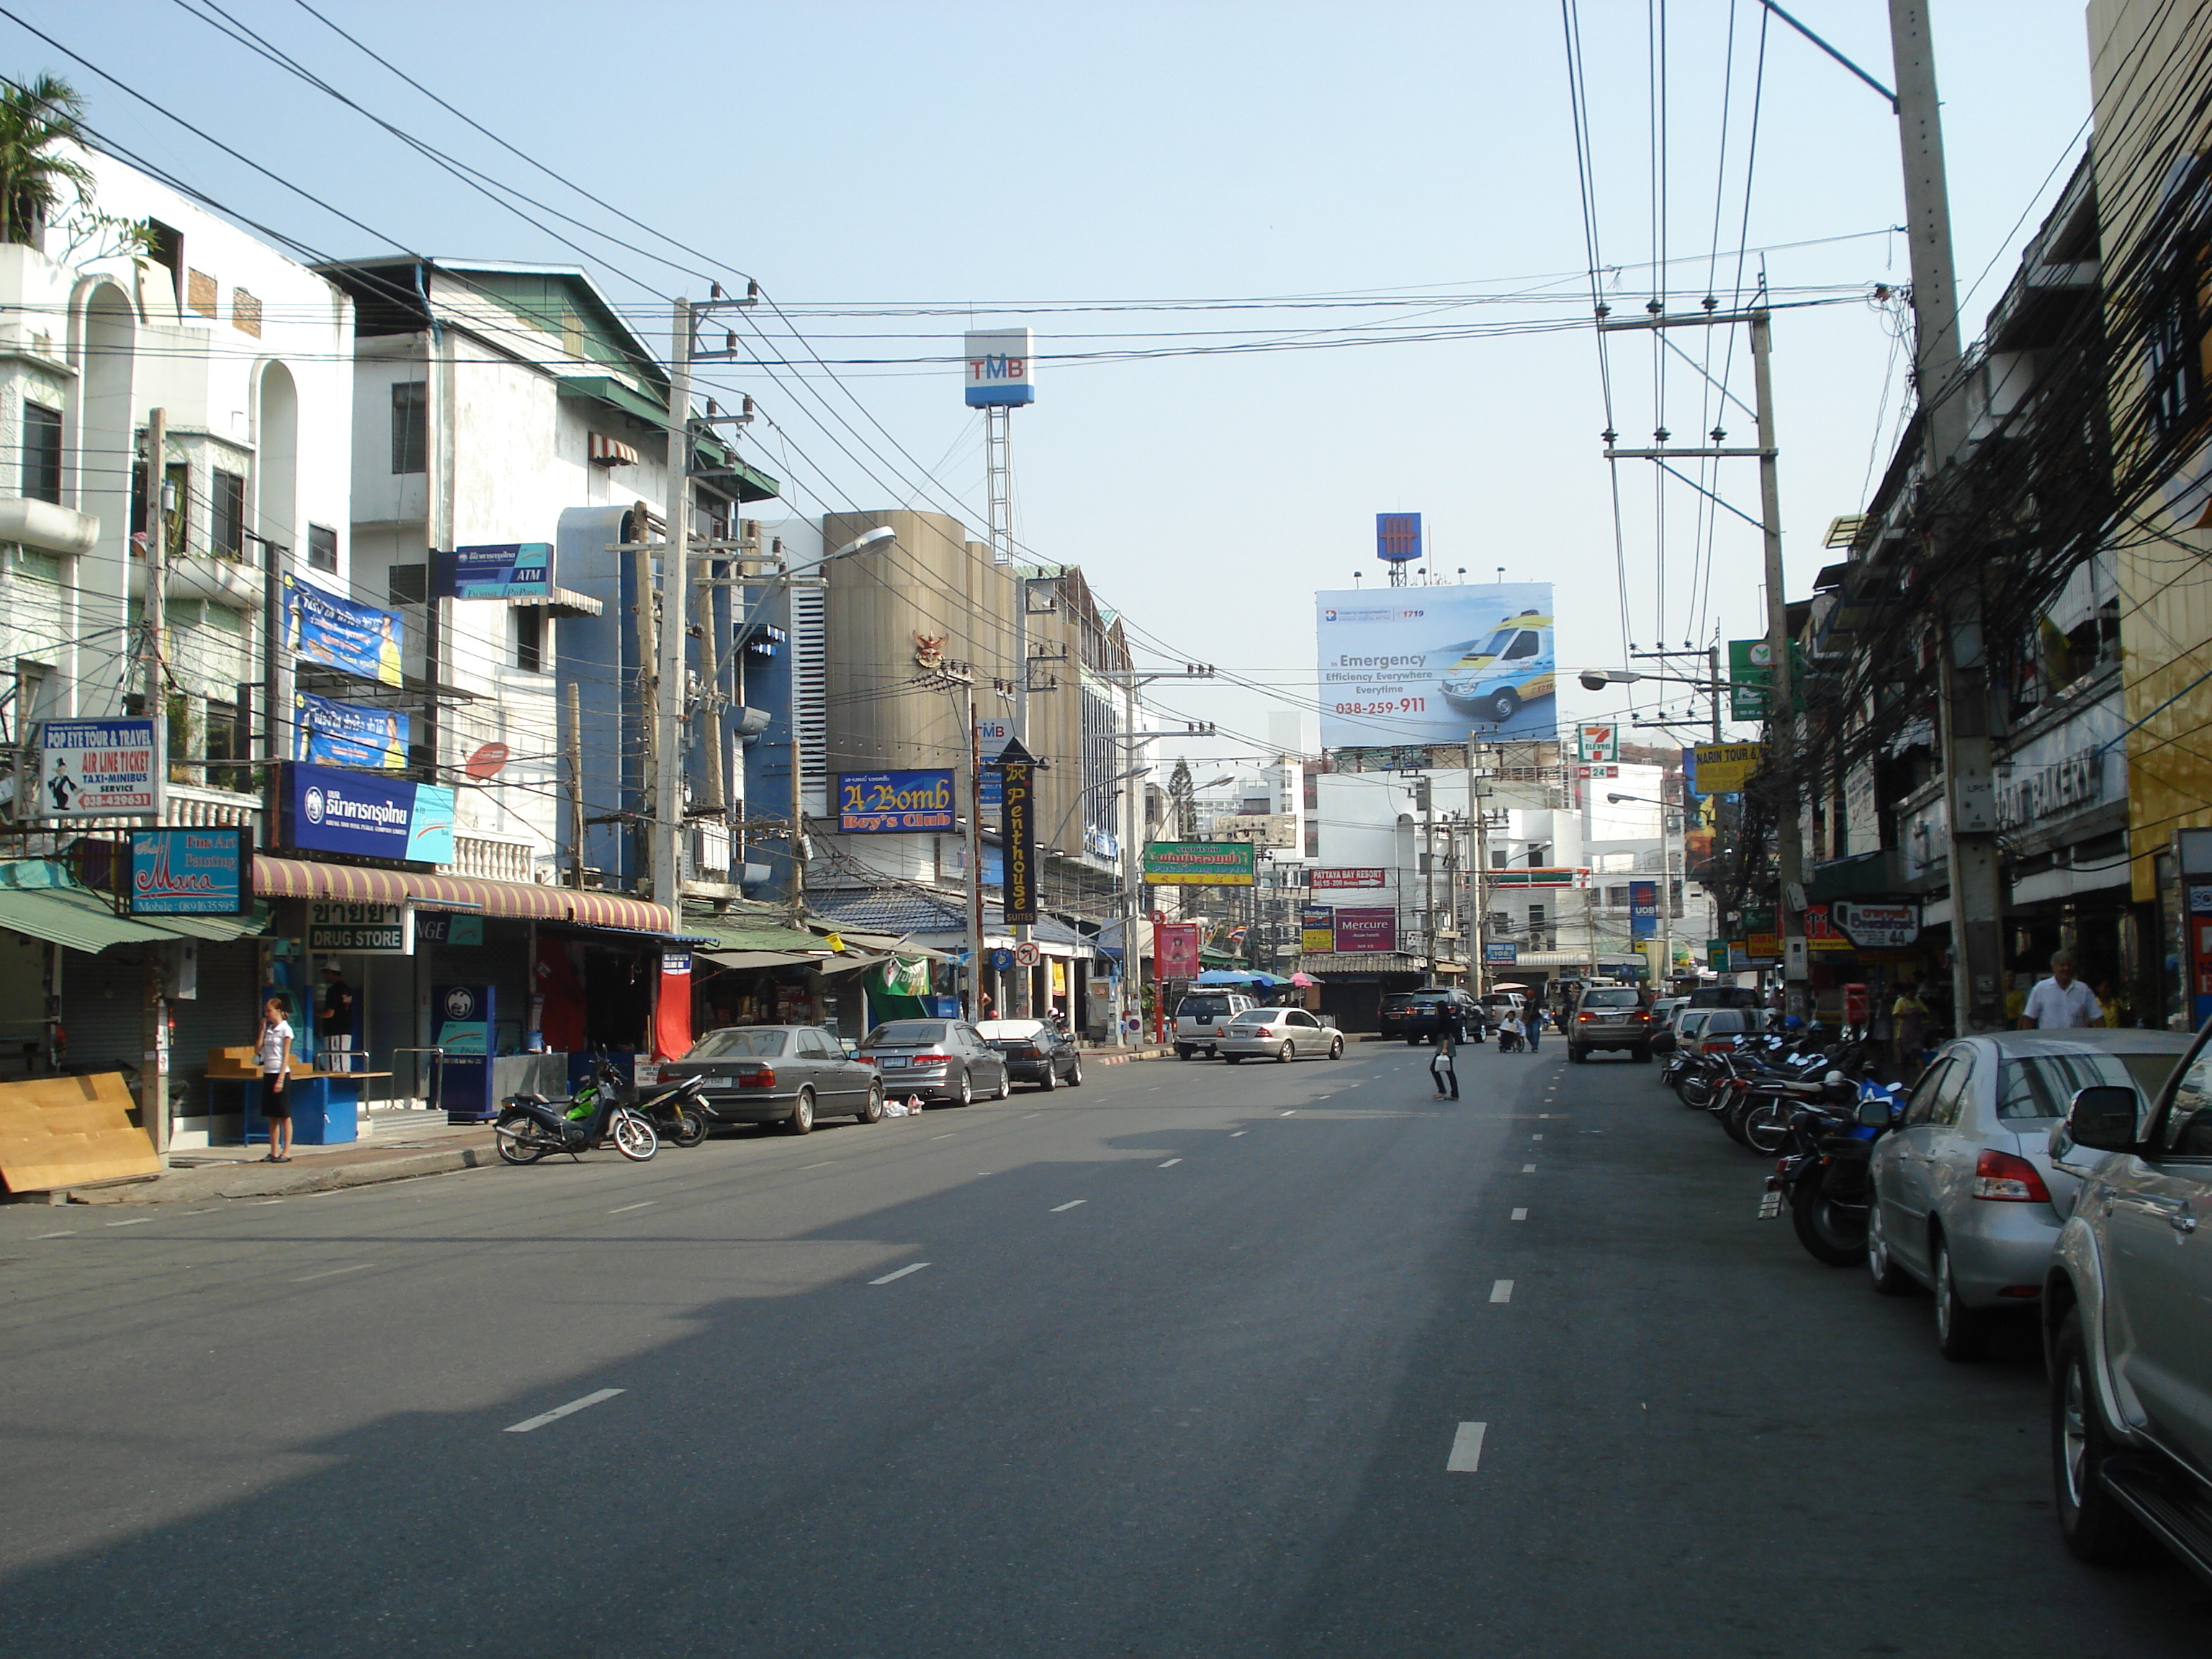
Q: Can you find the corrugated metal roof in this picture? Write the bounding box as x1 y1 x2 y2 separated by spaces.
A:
0 885 179 953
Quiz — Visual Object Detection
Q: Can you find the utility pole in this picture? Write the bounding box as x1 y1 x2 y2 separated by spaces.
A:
1419 775 1437 983
1467 737 1490 991
630 497 656 896
566 682 585 891
1748 310 1807 1018
140 408 170 1154
1889 0 2000 1034
654 298 693 917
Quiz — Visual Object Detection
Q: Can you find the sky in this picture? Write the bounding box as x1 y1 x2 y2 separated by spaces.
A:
18 1 2098 775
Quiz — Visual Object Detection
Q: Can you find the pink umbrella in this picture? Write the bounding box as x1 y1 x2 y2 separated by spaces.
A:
1289 972 1318 987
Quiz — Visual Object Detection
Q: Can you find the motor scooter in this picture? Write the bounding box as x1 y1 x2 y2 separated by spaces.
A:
495 1064 693 1164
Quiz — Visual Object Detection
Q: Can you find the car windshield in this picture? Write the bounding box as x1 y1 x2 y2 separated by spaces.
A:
864 1021 947 1048
1379 994 1416 1011
1179 997 1236 1020
1231 1011 1277 1026
685 1028 788 1058
1997 1051 2182 1120
1581 989 1642 1010
976 1020 1048 1041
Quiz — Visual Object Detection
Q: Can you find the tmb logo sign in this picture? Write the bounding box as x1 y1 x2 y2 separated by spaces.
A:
963 328 1036 407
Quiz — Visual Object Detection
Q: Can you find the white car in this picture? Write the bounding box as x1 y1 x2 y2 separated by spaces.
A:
1216 1007 1344 1064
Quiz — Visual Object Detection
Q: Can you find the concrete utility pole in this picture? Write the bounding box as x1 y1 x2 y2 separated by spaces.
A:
1888 0 2000 1033
630 497 656 895
654 299 693 918
140 408 170 1153
566 681 585 891
1748 311 1807 1017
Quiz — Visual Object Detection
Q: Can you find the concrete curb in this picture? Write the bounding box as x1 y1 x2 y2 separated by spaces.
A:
62 1139 496 1207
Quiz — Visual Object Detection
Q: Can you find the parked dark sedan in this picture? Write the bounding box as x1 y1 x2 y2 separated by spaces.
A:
976 1019 1084 1091
652 1025 884 1136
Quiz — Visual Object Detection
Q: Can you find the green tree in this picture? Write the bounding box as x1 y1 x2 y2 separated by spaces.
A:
0 74 91 247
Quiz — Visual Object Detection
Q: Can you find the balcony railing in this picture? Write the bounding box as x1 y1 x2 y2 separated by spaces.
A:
58 783 262 835
439 832 539 884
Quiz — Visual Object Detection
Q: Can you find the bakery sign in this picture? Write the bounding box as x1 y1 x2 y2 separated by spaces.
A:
1830 901 1920 951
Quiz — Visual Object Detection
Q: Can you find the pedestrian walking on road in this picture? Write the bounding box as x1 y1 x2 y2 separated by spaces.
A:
1523 1007 1542 1054
2020 951 2103 1030
256 996 295 1163
1429 1024 1459 1099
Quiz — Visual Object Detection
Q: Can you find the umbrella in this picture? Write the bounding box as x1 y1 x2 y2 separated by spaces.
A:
1195 968 1261 986
1288 972 1318 987
1490 981 1531 991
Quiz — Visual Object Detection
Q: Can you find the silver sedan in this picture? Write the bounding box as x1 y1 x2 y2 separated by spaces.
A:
1216 1007 1344 1064
1865 1028 2193 1361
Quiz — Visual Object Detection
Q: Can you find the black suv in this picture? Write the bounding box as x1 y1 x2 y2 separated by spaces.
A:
1379 988 1479 1046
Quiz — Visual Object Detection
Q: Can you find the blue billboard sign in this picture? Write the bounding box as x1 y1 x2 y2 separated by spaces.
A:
438 542 552 601
837 770 957 833
1483 940 1519 965
1376 513 1423 564
287 763 456 864
1629 879 1659 941
284 574 403 688
130 827 247 914
295 692 408 772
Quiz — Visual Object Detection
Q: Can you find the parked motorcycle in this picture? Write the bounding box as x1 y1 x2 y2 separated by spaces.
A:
494 1063 686 1164
627 1072 711 1147
1761 1077 1903 1264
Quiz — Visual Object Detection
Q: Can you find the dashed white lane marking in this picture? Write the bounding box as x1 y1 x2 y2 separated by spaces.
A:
503 1388 625 1434
1490 1280 1514 1303
1531 1133 1544 1141
930 1133 956 1141
1511 1208 1529 1220
1280 1110 1297 1117
1050 1200 1087 1213
606 1201 655 1215
35 1230 76 1239
1521 1163 1538 1173
1022 1112 1043 1119
104 1216 153 1227
1159 1158 1182 1168
1447 1421 1488 1473
251 1199 284 1207
1230 1130 1248 1138
799 1161 835 1170
292 1262 374 1283
870 1262 931 1285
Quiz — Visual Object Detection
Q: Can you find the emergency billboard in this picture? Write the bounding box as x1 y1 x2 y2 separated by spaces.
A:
1316 583 1555 747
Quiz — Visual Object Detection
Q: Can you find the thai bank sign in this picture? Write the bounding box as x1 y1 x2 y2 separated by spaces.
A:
286 763 457 864
964 328 1035 407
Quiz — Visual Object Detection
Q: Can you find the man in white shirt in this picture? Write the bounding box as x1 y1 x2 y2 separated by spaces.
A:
2020 951 2103 1030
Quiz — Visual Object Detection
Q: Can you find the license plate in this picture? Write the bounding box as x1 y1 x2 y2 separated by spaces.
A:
1757 1192 1783 1219
878 1056 909 1068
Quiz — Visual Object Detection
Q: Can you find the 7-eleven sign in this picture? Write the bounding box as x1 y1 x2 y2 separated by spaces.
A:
1578 723 1619 764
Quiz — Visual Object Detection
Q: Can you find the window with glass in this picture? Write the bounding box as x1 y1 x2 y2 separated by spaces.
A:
210 469 246 558
390 382 427 475
308 523 338 572
22 401 61 503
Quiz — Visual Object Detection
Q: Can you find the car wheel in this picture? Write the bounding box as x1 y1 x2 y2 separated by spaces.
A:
1933 1235 1992 1362
2052 1305 2149 1563
1864 1180 1913 1294
1066 1057 1083 1087
1277 1040 1295 1064
995 1069 1011 1101
1176 1046 1194 1061
1223 1054 1244 1065
952 1071 973 1108
1328 1037 1343 1059
786 1087 816 1136
1037 1062 1057 1092
1488 687 1521 724
1568 1046 1586 1063
857 1083 884 1125
1631 1043 1651 1063
1405 1036 1422 1048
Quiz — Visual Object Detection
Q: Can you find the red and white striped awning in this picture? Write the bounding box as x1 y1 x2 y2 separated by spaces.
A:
252 855 675 935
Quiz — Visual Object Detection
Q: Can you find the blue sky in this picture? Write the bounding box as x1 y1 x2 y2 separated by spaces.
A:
26 1 2096 769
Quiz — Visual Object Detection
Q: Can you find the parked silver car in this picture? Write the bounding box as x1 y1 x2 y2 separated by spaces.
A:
1216 1007 1344 1064
2044 1017 2212 1579
858 1018 1010 1107
655 1025 884 1135
1865 1029 2193 1360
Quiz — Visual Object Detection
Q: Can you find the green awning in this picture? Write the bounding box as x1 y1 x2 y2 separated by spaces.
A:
556 377 782 503
0 885 181 953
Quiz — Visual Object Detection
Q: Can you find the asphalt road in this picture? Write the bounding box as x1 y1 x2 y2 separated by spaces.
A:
2 1039 2203 1656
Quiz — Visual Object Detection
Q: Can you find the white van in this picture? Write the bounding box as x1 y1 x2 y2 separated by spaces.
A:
1174 990 1257 1059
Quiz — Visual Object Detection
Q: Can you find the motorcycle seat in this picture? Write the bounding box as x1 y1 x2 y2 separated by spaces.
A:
508 1091 549 1105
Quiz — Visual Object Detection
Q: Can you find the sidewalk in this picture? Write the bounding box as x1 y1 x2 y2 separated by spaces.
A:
48 1113 497 1208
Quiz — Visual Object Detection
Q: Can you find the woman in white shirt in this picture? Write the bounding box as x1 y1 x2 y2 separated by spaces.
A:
256 997 295 1162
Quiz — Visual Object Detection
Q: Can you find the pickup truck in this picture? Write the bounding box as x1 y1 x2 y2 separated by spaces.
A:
2044 1015 2212 1583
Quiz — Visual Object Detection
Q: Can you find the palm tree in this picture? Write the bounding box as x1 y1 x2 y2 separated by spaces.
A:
0 74 91 247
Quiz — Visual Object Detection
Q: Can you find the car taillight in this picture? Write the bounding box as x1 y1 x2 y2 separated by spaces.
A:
1577 1012 1594 1022
855 1055 876 1065
1972 1148 2051 1202
910 1053 948 1065
739 1066 775 1089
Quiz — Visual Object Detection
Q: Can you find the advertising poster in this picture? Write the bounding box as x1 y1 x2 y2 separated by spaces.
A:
838 770 956 832
32 718 157 817
1332 907 1398 953
439 542 552 601
1142 842 1255 886
1300 906 1335 953
1693 742 1764 795
130 827 246 914
1310 867 1387 890
285 574 405 687
288 763 456 864
1484 941 1519 965
295 692 409 771
1316 582 1555 746
1629 879 1659 940
999 739 1037 925
1156 922 1202 979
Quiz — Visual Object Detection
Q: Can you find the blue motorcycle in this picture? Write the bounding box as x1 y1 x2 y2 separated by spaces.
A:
1763 1075 1905 1265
